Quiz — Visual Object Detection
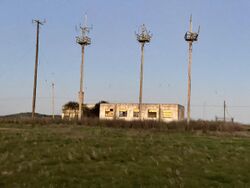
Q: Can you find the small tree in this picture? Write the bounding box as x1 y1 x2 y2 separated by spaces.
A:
90 101 108 117
91 101 108 117
62 100 108 118
62 101 79 119
63 101 79 110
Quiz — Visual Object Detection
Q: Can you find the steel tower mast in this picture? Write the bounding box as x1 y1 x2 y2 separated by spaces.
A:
76 15 91 120
184 15 200 127
136 24 152 120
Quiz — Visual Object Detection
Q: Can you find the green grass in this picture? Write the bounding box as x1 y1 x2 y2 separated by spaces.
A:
0 123 250 187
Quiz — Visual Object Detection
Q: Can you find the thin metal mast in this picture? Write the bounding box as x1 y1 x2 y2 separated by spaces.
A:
32 19 45 119
52 82 55 119
223 100 226 123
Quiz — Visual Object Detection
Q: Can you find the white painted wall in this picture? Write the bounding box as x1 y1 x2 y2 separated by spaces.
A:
99 103 184 122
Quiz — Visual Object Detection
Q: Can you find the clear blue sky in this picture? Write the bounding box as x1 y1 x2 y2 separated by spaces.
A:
1 0 250 123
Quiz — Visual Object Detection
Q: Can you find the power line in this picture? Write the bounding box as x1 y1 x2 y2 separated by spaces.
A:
192 105 250 108
52 82 55 119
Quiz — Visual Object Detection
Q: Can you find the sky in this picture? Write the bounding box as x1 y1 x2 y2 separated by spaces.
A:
1 0 250 123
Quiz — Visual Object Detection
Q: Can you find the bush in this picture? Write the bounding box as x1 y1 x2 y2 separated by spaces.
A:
0 116 247 133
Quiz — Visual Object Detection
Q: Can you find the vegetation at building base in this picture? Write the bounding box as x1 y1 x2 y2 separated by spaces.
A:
0 123 250 187
62 100 108 118
0 104 249 187
0 115 249 133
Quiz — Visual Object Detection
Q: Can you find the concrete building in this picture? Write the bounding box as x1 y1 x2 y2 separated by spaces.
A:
61 108 79 119
99 103 185 122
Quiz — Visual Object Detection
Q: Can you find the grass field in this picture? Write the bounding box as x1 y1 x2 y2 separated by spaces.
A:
0 122 250 187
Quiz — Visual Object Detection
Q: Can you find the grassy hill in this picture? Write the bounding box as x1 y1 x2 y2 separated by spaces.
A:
0 112 50 118
0 122 250 187
0 112 61 120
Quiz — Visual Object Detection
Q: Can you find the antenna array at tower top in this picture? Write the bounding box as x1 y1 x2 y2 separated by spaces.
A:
184 15 200 42
76 15 92 46
136 24 152 43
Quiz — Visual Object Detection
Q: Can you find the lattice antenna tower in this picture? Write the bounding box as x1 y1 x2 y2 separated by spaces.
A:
136 24 152 44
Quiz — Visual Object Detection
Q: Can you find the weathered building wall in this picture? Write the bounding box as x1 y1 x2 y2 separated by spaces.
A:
61 109 79 119
61 103 95 119
99 103 184 122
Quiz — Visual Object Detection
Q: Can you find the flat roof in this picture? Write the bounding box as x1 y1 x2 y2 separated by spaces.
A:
100 103 184 107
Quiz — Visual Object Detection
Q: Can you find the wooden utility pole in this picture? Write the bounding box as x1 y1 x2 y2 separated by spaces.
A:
184 15 200 128
32 19 45 119
76 16 91 120
136 24 152 120
52 82 55 119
